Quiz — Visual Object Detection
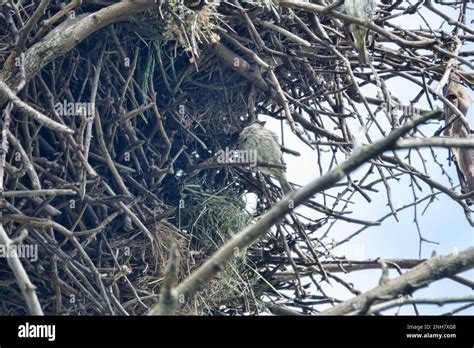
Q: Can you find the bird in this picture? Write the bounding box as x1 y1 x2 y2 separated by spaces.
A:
238 121 292 195
444 81 474 202
341 0 376 65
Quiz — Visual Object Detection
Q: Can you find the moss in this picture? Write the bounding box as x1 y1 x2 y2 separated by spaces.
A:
179 182 250 249
177 182 262 313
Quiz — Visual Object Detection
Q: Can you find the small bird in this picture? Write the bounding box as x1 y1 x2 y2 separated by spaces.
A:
341 0 376 65
238 121 292 195
444 81 474 202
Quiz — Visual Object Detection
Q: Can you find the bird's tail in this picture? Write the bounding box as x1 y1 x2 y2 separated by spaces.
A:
457 141 474 205
277 174 293 195
354 31 370 65
357 42 370 65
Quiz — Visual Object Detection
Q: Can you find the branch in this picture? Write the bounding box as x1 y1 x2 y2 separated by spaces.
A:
395 137 474 150
277 0 436 48
0 1 158 106
0 225 44 315
147 109 443 314
364 294 474 315
320 247 474 315
0 81 74 134
148 244 180 316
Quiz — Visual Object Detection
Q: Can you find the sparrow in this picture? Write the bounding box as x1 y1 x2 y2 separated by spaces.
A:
238 121 292 195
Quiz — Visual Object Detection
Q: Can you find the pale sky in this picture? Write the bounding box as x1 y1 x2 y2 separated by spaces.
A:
255 1 473 314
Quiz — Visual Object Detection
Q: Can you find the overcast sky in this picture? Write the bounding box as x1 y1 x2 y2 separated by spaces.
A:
255 1 473 314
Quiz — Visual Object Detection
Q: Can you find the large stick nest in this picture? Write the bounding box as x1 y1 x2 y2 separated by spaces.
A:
0 0 472 315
